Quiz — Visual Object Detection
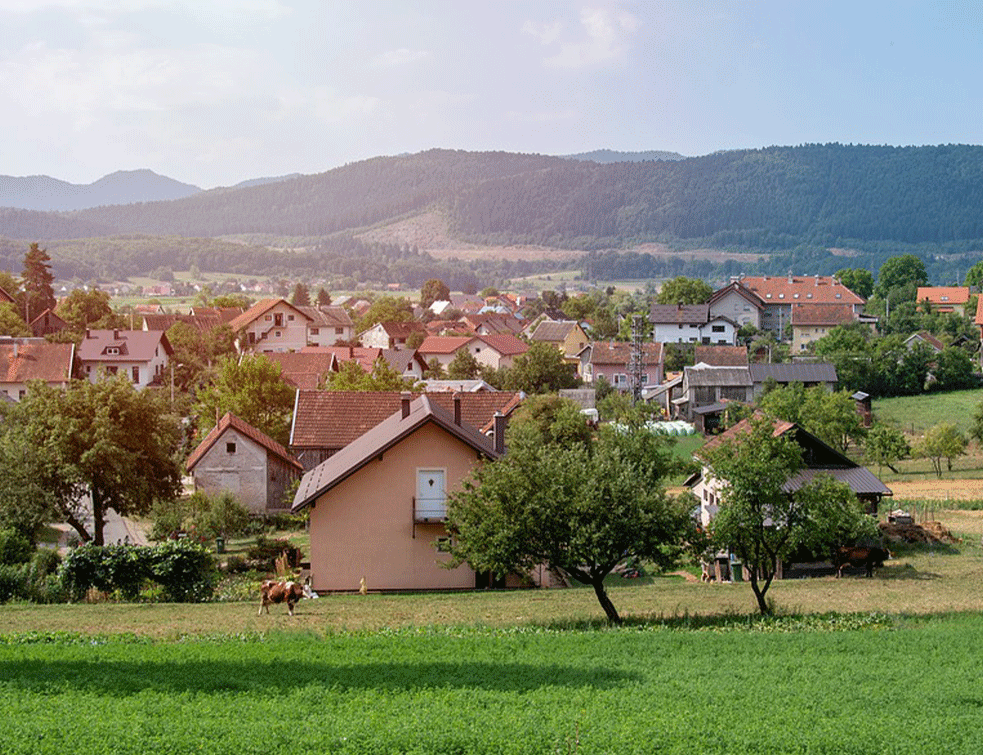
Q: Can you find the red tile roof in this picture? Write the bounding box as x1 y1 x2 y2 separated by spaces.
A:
0 341 76 384
916 286 970 306
740 275 865 305
694 345 748 366
265 351 337 389
790 303 857 326
586 341 663 366
418 335 473 355
476 333 528 357
292 395 499 511
290 390 524 450
227 299 311 332
186 412 302 472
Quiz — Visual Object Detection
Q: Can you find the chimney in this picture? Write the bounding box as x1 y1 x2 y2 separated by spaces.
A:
453 391 462 426
493 412 506 454
113 329 119 339
401 391 412 419
12 342 18 358
814 274 819 287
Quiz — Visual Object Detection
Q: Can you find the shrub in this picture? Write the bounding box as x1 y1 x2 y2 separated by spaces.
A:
148 498 186 542
0 564 27 603
247 536 296 570
0 529 33 566
147 540 217 602
196 491 251 540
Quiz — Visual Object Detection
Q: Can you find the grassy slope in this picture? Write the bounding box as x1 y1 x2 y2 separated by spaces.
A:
872 388 983 435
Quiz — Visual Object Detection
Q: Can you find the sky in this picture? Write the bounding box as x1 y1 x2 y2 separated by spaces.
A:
1 0 982 189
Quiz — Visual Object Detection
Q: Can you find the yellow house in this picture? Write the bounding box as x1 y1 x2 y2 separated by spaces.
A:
292 394 502 592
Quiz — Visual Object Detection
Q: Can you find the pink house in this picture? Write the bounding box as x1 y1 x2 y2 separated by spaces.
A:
292 394 503 592
578 341 664 390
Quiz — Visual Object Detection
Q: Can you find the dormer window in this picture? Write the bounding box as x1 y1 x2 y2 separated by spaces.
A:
106 347 120 355
778 294 785 299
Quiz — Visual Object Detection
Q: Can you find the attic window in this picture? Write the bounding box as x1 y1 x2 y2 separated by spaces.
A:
806 294 813 298
226 442 236 454
793 294 799 299
941 296 950 301
835 294 842 299
778 294 785 299
766 294 773 299
106 347 120 355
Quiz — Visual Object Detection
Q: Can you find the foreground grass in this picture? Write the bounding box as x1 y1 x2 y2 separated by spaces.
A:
1 614 982 754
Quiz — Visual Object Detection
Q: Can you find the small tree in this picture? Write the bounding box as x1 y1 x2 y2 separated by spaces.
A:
503 341 579 394
290 283 311 307
420 279 451 310
446 349 480 380
447 422 691 623
703 416 875 615
864 424 910 475
914 423 968 477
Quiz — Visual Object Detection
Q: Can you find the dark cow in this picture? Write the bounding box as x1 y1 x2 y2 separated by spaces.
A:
258 580 315 616
833 546 892 578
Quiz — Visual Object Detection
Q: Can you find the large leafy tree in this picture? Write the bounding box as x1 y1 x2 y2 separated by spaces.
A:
503 341 580 394
420 279 451 309
655 276 713 305
446 348 480 380
323 357 418 392
914 422 968 477
864 424 910 476
834 268 874 300
447 420 691 623
0 376 183 545
21 243 56 323
356 295 414 332
55 288 123 333
0 302 30 336
759 385 866 453
193 354 296 445
875 253 928 301
703 416 876 615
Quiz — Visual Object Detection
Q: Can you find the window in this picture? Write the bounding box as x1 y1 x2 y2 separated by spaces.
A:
106 347 120 355
711 325 725 333
288 315 295 321
416 469 447 520
310 327 319 335
335 327 344 335
226 442 236 454
131 366 139 383
274 314 284 327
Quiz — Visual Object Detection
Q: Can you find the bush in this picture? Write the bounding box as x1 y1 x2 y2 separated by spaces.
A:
148 498 186 542
247 536 301 571
149 491 253 542
196 491 251 540
147 540 217 603
0 529 33 566
0 564 27 603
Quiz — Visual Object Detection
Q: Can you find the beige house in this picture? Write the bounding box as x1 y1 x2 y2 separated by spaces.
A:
916 286 971 315
228 299 312 353
292 394 503 592
528 320 589 360
186 412 303 515
76 329 172 388
790 303 857 353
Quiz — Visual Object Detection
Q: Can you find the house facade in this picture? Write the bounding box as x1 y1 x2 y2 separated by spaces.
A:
916 286 971 315
749 362 838 398
737 275 866 339
790 303 858 353
578 341 664 390
228 299 312 353
300 306 354 346
649 304 738 346
707 281 763 330
360 321 426 350
76 329 171 388
292 395 502 592
528 320 589 359
186 412 303 515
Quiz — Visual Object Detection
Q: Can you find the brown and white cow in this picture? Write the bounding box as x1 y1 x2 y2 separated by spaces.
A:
258 580 315 616
833 546 892 578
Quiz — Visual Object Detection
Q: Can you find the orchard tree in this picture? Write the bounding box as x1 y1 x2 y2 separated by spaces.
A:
21 243 57 323
447 420 691 623
914 423 968 477
193 354 296 445
56 288 123 333
0 302 30 336
703 416 876 615
0 376 182 545
865 424 910 476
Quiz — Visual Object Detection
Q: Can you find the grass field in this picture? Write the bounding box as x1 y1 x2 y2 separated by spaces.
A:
3 509 983 753
872 388 983 435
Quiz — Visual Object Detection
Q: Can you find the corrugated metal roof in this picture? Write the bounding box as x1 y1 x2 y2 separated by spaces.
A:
648 304 709 325
785 467 892 496
683 365 752 387
749 363 838 383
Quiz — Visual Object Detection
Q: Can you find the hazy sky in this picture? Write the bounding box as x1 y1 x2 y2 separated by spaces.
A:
2 0 981 188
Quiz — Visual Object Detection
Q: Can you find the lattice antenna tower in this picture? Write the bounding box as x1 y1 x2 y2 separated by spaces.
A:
627 314 646 404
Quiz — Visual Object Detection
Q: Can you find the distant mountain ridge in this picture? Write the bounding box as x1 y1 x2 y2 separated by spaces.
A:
0 169 201 211
562 149 687 163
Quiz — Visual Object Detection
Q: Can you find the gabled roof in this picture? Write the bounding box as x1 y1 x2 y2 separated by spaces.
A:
143 313 224 333
186 412 302 473
418 335 473 355
297 305 353 329
29 308 68 337
696 416 890 496
790 303 857 326
366 320 426 339
708 280 764 309
290 390 524 449
916 286 970 305
76 329 172 362
529 320 581 342
265 351 337 389
904 331 946 353
0 341 76 384
739 275 865 305
694 345 748 367
649 304 709 326
292 395 500 511
749 362 838 384
477 333 529 357
227 298 312 332
683 365 752 388
0 286 14 304
584 341 663 366
462 313 524 335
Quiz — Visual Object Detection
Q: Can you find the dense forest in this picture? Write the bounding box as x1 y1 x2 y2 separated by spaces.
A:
3 144 983 284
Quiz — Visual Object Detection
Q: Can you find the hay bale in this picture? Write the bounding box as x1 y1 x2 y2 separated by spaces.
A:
879 520 957 544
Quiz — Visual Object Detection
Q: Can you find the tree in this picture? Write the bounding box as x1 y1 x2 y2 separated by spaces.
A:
21 243 56 323
420 279 451 310
932 347 976 392
211 293 252 309
316 288 332 307
703 416 876 615
875 254 928 300
423 357 445 380
356 295 414 332
0 302 30 337
865 424 910 476
0 376 182 545
914 422 968 477
193 354 296 445
56 288 121 333
799 389 868 454
290 283 310 307
447 421 691 623
964 261 983 289
834 268 874 300
446 349 480 380
324 357 418 392
504 341 580 394
655 276 713 305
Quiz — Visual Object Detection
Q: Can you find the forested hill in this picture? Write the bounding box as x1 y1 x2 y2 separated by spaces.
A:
7 144 983 253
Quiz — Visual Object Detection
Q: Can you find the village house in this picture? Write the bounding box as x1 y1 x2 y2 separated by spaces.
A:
265 351 337 390
76 329 171 388
527 320 589 360
749 362 838 398
289 389 524 470
736 275 866 339
298 305 354 346
302 345 428 382
186 412 303 515
359 320 427 350
578 341 664 390
292 393 504 592
790 303 858 353
673 364 754 433
28 308 69 338
694 345 749 367
228 298 312 353
417 334 528 372
707 280 763 330
0 339 78 400
916 286 971 315
903 331 946 355
648 304 738 346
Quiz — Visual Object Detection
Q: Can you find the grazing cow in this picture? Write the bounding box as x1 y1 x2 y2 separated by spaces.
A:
258 580 315 616
833 546 892 578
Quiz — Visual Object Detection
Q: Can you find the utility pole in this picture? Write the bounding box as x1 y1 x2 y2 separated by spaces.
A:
627 315 645 405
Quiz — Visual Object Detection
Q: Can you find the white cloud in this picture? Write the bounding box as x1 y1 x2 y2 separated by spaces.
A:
369 48 430 69
533 7 640 70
